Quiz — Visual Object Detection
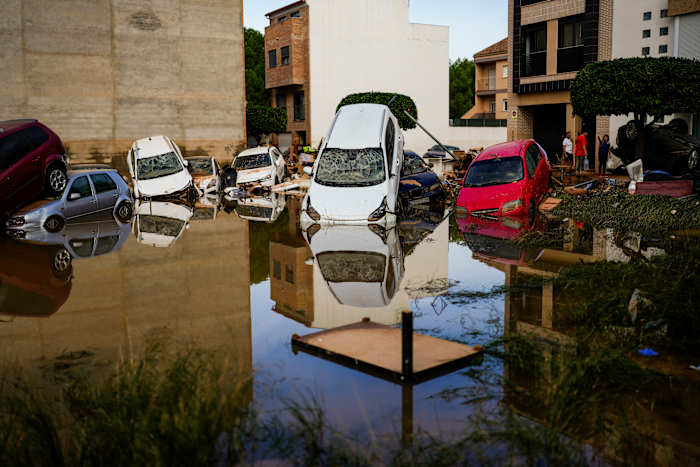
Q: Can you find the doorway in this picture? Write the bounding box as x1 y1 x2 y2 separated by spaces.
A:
532 104 567 163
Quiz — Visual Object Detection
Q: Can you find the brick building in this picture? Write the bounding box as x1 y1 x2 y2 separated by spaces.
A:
463 38 509 121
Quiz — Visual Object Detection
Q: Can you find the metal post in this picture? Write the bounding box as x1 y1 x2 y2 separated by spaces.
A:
401 310 413 377
401 384 414 448
402 110 459 161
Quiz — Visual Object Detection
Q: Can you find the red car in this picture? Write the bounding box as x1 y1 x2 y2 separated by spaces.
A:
0 119 69 220
456 140 550 224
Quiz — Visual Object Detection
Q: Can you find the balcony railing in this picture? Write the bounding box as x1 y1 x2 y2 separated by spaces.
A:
521 50 546 77
557 45 585 73
477 78 498 91
450 118 507 127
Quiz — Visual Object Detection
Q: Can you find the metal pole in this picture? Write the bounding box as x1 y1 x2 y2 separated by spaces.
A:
402 310 413 377
402 110 459 161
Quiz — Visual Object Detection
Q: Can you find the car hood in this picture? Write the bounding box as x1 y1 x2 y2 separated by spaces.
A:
457 182 524 213
399 171 439 191
237 167 274 184
327 282 389 308
14 198 61 216
135 170 192 197
307 181 388 221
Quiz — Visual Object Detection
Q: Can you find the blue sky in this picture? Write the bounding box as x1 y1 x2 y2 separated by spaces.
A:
244 0 508 61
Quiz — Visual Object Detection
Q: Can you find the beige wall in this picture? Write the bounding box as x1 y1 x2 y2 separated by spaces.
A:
0 0 246 162
464 56 509 119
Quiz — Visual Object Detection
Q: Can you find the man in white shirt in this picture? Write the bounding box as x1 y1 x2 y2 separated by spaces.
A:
562 131 573 167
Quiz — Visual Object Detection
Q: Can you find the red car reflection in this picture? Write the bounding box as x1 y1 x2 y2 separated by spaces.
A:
457 214 542 267
0 238 72 319
456 140 550 225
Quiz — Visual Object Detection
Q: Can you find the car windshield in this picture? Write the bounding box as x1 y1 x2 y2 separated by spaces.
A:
402 153 427 176
234 153 270 170
464 157 524 187
315 148 385 187
187 158 212 174
136 152 183 180
138 215 185 237
316 252 386 283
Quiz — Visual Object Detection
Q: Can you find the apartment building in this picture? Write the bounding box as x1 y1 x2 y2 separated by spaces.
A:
463 39 509 121
507 0 613 171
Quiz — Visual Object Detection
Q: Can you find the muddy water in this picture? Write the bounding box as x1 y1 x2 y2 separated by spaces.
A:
1 164 699 463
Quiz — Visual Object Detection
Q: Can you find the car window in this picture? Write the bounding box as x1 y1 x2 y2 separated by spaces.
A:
24 126 48 152
385 120 395 171
0 131 32 170
186 158 213 174
136 152 183 180
525 146 539 178
90 173 117 194
68 176 93 200
94 235 120 256
402 153 426 176
464 157 524 187
234 153 271 170
69 238 94 257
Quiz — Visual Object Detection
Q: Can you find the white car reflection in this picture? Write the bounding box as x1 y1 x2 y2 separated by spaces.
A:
235 193 286 223
133 200 193 248
303 225 404 308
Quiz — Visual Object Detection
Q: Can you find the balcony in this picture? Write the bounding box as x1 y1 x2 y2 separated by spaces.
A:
557 45 584 73
521 50 546 77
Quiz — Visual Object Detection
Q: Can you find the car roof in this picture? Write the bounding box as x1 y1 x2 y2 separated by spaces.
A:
0 119 38 134
185 156 211 160
237 146 271 157
67 167 118 178
132 135 175 158
473 140 530 162
327 104 388 149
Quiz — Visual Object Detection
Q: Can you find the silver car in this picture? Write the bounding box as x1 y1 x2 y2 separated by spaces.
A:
5 166 133 236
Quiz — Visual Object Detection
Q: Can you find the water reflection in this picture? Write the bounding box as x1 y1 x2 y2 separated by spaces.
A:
133 200 193 248
235 193 286 224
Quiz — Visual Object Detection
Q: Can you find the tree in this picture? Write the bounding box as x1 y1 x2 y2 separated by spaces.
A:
336 92 418 130
449 58 476 120
571 57 700 123
245 28 268 107
246 105 287 144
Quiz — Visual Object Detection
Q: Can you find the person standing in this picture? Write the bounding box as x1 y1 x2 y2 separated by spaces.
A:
562 131 573 168
598 134 611 176
574 130 588 176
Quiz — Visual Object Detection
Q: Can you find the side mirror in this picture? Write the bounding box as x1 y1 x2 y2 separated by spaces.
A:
303 166 313 176
183 160 189 167
69 192 81 201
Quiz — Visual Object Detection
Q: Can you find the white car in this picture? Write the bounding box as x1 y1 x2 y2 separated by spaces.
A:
186 156 221 195
133 200 193 248
231 146 287 188
303 224 405 308
301 104 404 228
127 136 194 199
234 193 286 223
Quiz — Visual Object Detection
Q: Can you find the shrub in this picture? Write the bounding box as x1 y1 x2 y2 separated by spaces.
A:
246 105 287 143
336 92 418 130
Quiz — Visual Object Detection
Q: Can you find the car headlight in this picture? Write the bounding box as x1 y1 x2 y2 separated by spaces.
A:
501 217 523 230
6 229 26 239
7 216 25 227
368 197 387 222
306 198 321 221
501 199 523 214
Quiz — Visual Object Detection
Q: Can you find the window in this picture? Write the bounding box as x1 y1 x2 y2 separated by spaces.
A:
660 27 669 36
276 93 287 110
68 176 92 200
642 47 650 56
273 260 281 280
281 46 290 65
503 99 508 112
643 11 651 21
90 173 117 194
525 145 542 178
285 264 294 284
521 24 547 77
490 101 496 113
24 127 48 151
268 50 277 68
557 16 585 73
0 127 48 171
503 65 508 78
642 29 651 38
293 91 305 121
660 9 668 18
385 119 395 170
278 15 287 22
290 10 300 18
659 44 668 54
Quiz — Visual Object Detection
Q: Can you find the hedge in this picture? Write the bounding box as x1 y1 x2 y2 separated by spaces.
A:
336 92 418 130
246 105 287 138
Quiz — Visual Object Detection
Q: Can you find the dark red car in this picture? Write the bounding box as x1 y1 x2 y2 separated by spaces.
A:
456 140 550 225
0 120 68 220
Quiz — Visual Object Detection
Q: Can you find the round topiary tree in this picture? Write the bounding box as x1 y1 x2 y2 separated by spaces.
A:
246 105 287 145
336 92 418 130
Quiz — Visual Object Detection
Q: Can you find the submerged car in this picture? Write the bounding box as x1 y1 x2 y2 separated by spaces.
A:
235 193 286 223
302 104 404 227
133 200 193 248
128 136 194 199
1 119 69 220
303 224 404 308
232 146 287 187
186 156 221 195
5 167 133 236
456 140 550 225
399 150 444 206
423 144 460 159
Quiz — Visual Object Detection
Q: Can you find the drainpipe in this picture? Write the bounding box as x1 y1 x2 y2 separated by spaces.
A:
673 16 680 57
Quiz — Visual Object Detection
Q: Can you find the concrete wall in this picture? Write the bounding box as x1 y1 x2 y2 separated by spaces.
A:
0 0 246 162
306 0 450 154
442 126 508 153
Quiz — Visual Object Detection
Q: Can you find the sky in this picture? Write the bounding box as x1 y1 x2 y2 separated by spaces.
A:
243 0 508 61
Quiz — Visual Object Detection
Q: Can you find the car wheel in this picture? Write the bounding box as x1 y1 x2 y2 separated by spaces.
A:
528 199 536 227
689 149 699 171
116 201 133 222
44 215 65 233
50 248 73 280
46 165 68 196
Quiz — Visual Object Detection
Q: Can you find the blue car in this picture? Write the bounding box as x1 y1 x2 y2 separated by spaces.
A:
399 151 445 206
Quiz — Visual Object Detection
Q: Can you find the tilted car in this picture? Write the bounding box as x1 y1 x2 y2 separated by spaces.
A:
0 119 69 220
133 200 193 248
4 166 133 236
127 136 194 199
186 156 221 195
232 146 287 187
399 150 445 207
301 104 404 228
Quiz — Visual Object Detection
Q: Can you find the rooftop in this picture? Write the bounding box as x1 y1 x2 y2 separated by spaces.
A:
473 38 508 61
266 0 306 18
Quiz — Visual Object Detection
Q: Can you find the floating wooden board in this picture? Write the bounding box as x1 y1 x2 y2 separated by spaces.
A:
292 321 482 384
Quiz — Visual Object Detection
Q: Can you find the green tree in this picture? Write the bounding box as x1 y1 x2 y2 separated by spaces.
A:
336 92 418 130
245 28 268 107
246 105 287 144
449 58 475 120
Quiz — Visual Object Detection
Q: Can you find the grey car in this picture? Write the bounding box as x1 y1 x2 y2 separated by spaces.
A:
5 166 133 235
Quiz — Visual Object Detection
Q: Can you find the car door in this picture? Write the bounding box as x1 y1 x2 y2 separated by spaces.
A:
64 175 98 219
90 173 120 211
384 117 398 210
524 144 539 203
0 129 40 215
530 144 547 201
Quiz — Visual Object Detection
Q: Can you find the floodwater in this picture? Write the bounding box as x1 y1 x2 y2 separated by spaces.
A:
1 164 699 464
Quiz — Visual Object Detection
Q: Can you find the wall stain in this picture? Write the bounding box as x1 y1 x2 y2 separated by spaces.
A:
129 11 162 31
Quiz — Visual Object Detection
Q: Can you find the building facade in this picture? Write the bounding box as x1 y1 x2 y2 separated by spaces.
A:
1 0 246 163
463 39 509 121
